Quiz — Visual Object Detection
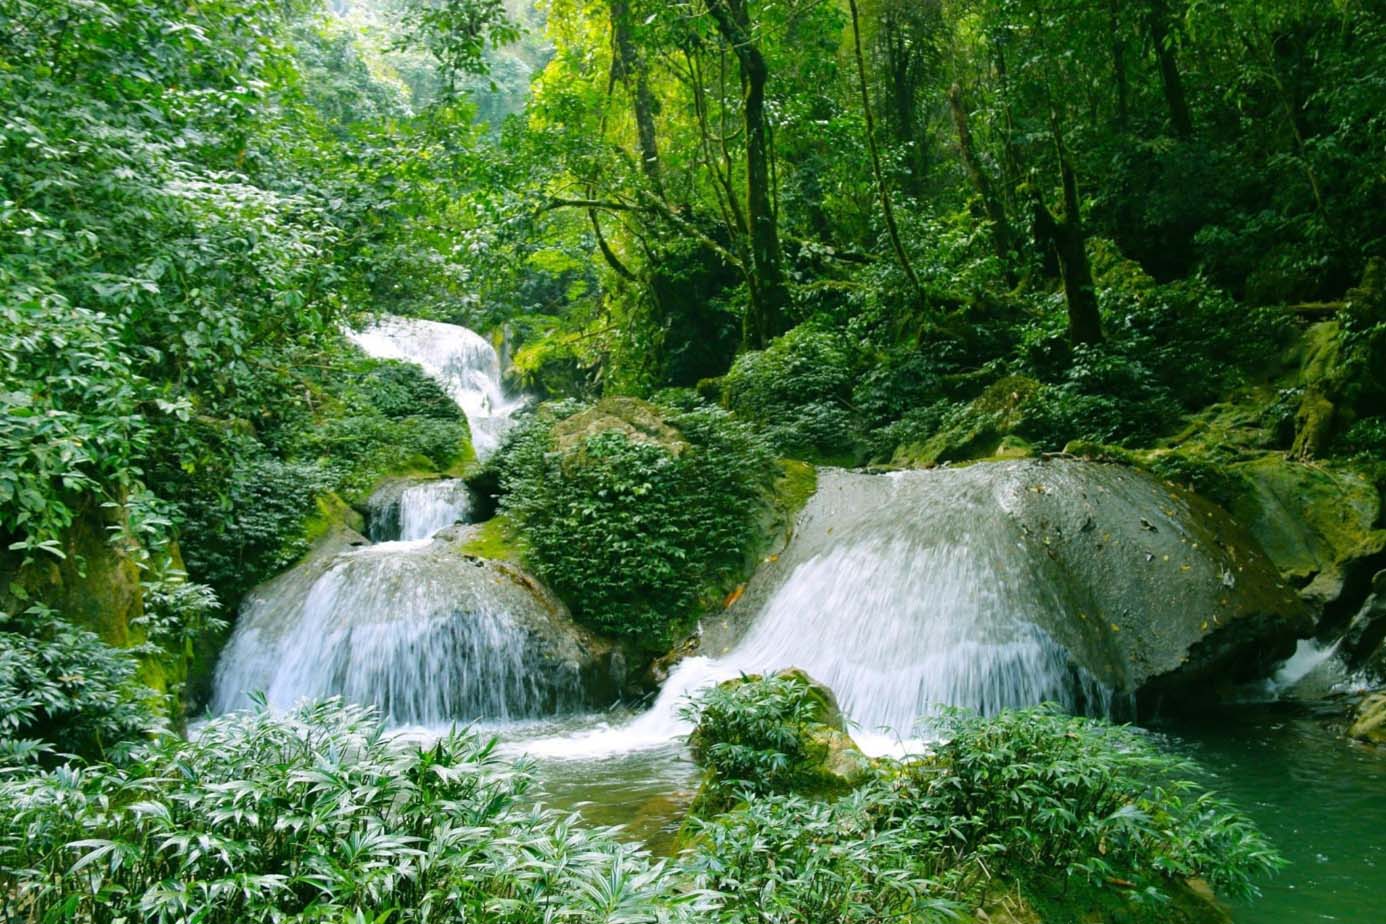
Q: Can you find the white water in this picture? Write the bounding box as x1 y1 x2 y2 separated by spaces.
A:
212 317 564 724
512 468 1111 759
211 540 579 723
347 315 524 458
400 480 470 539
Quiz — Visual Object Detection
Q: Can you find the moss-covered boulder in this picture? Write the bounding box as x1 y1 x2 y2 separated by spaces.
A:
685 669 873 818
0 496 184 699
1349 692 1386 745
895 375 1040 467
552 396 689 458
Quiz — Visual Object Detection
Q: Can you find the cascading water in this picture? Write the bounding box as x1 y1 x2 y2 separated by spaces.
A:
212 540 580 723
523 466 1116 758
346 315 525 458
211 316 581 725
367 479 472 541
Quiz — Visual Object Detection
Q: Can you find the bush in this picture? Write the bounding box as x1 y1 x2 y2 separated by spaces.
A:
496 401 775 650
681 791 962 924
908 706 1284 902
0 605 160 768
723 327 861 459
0 700 699 924
683 672 834 801
358 361 465 421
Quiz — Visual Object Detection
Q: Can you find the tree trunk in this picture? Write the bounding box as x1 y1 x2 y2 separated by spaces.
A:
705 0 790 348
848 0 922 302
1110 0 1129 129
949 83 1013 273
610 0 664 197
1036 118 1102 345
1148 0 1193 138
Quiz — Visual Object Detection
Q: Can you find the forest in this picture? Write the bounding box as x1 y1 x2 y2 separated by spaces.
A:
2 0 1385 921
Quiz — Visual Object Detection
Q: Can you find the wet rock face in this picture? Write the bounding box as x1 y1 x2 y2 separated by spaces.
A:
707 460 1309 717
988 459 1312 707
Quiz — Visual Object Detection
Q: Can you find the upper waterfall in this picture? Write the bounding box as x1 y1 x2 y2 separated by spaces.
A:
347 316 524 459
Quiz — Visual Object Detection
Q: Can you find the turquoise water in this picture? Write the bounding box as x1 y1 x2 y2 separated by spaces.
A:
520 704 1386 922
1159 704 1386 924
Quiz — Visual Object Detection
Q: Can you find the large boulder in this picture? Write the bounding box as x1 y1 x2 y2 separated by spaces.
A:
705 460 1310 715
1223 454 1385 626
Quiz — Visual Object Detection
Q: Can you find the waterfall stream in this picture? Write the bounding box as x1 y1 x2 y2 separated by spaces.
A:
346 315 525 459
211 317 572 724
216 321 1290 763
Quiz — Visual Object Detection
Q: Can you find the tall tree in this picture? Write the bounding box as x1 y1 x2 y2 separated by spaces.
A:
702 0 791 348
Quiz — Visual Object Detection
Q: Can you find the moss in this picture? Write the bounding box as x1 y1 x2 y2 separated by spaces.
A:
771 459 817 522
895 376 1040 467
461 514 523 563
1350 692 1386 744
302 492 366 547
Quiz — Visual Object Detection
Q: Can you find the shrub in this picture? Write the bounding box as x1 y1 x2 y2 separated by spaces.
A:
358 361 464 421
907 706 1284 903
496 402 775 651
683 672 832 800
681 790 963 924
0 700 701 924
723 327 861 459
0 604 160 768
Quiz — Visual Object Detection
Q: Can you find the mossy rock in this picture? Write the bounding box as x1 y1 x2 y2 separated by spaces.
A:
897 375 1041 467
1349 692 1386 745
0 497 178 703
459 514 523 564
552 396 689 457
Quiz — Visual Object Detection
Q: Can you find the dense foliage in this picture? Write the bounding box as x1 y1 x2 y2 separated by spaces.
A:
490 400 776 650
682 679 1283 919
0 700 699 924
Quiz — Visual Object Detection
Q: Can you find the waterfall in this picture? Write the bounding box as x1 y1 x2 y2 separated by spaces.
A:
346 315 524 458
212 315 575 725
522 465 1115 758
368 479 472 542
211 540 584 723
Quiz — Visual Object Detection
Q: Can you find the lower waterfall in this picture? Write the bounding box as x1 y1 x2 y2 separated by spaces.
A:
210 539 583 724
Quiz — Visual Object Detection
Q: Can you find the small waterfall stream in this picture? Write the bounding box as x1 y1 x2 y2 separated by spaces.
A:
346 315 525 458
211 317 569 724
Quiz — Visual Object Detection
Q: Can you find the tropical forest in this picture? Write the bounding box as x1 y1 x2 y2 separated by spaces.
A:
3 0 1386 921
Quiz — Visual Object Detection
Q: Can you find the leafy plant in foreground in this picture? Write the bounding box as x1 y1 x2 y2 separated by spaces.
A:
0 699 703 924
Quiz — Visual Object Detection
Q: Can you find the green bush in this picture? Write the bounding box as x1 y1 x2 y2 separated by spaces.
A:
681 790 963 924
723 327 861 459
0 700 699 924
0 605 160 768
683 673 831 801
357 361 465 421
496 402 775 651
908 706 1284 902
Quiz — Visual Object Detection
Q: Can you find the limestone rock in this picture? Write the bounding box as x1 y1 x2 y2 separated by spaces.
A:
1349 693 1386 745
553 396 688 457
